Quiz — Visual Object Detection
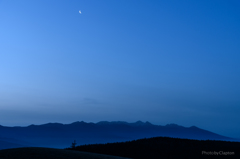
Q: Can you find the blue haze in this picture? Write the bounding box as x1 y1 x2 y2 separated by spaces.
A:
0 0 240 138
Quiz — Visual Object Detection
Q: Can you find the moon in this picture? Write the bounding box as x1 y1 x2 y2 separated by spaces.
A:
79 10 81 14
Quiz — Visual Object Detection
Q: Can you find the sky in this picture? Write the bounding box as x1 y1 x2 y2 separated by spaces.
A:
0 0 240 138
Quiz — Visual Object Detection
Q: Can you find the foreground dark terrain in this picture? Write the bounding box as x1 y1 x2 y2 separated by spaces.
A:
67 137 240 159
0 147 131 159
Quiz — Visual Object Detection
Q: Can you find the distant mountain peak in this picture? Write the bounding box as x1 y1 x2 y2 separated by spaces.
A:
165 123 182 127
97 121 129 125
43 123 63 125
145 121 152 125
70 121 86 124
133 121 153 126
134 120 144 125
189 126 199 129
27 124 36 127
96 121 154 126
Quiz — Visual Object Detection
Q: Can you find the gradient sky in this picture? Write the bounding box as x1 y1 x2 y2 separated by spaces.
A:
0 0 240 138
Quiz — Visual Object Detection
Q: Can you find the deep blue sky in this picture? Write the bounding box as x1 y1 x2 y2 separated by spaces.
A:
0 0 240 138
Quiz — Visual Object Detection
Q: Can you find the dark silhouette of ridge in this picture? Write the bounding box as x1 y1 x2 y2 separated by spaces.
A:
67 136 240 159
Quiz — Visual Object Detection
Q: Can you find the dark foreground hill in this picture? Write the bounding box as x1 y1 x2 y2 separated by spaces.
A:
0 121 236 150
68 137 240 159
0 147 131 159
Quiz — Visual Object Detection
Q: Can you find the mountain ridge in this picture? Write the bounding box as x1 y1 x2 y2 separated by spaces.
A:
0 121 238 150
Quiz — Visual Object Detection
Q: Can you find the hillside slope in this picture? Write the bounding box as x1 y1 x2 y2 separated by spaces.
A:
69 136 240 159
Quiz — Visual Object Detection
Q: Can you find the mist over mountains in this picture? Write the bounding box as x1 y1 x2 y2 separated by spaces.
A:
0 121 237 150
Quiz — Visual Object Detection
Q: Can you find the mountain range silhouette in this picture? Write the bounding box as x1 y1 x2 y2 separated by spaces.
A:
0 121 237 150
